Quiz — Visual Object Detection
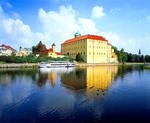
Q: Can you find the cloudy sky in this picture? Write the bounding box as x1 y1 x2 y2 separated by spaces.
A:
0 0 150 54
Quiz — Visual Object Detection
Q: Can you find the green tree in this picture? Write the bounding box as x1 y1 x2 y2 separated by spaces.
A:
138 49 141 55
75 53 84 62
32 41 48 56
140 55 145 62
117 48 127 64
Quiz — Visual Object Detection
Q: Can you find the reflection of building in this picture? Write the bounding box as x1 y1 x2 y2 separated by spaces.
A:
61 69 87 90
61 66 118 97
0 44 16 56
48 70 57 88
16 46 32 56
47 43 64 58
61 32 118 63
86 66 118 97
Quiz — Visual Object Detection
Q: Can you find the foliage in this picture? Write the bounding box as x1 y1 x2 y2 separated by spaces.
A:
32 41 48 56
75 53 84 62
0 55 74 63
116 48 128 64
112 46 150 63
144 66 150 69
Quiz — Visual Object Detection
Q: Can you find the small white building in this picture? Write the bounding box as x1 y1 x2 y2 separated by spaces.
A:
0 44 16 56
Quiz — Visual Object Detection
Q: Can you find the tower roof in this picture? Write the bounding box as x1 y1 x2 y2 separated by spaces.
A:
52 43 56 46
74 31 81 37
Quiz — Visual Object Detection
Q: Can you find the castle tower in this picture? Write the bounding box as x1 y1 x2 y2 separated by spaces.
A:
74 31 81 38
19 46 22 51
52 43 56 53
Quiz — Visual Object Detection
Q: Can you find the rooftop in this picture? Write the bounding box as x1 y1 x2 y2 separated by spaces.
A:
62 34 108 44
47 48 61 55
0 44 16 51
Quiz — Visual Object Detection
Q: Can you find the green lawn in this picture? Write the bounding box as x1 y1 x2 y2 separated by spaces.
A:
144 66 150 69
0 61 6 64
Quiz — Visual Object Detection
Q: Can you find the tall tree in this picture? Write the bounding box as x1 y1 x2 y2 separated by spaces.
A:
32 41 48 56
138 49 141 55
117 48 127 64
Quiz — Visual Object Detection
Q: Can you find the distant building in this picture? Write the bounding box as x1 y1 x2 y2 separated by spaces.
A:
61 33 118 63
0 44 16 56
16 46 32 56
47 43 64 58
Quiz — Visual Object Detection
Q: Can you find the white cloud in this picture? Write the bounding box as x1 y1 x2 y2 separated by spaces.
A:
0 5 98 50
1 4 148 54
0 19 34 48
0 5 47 50
92 6 105 18
6 2 13 8
99 32 120 46
99 32 141 53
38 5 98 49
0 6 3 16
110 8 120 14
78 18 97 33
146 16 150 21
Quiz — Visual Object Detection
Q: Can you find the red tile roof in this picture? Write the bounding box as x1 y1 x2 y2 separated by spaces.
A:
47 48 61 55
47 48 53 52
62 34 108 44
0 44 16 51
56 52 61 55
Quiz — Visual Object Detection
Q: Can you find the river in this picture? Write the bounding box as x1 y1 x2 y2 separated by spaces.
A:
0 65 150 123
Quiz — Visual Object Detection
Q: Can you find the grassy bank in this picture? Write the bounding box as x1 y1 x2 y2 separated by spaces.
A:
76 62 145 67
0 63 39 68
76 63 119 67
144 66 150 69
0 61 6 64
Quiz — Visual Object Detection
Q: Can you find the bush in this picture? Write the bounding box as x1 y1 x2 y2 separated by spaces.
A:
0 55 74 63
75 53 84 62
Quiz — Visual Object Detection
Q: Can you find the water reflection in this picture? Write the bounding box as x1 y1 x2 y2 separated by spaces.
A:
60 66 118 97
0 65 150 123
86 66 118 97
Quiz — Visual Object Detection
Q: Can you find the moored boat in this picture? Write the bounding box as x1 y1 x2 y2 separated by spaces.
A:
39 61 76 68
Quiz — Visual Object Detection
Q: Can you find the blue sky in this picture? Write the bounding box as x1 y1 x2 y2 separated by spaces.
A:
0 0 150 54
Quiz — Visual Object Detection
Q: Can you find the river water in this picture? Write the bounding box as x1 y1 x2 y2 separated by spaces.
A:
0 65 150 123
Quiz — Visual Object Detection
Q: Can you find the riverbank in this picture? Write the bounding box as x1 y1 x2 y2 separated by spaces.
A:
0 63 39 68
144 66 150 69
0 62 145 68
76 63 119 67
76 62 145 67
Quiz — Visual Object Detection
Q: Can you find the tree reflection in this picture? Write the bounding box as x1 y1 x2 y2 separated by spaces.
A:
116 65 144 80
0 68 38 86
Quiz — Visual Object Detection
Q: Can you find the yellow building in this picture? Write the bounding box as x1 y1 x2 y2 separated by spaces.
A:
16 46 32 56
61 33 118 63
47 43 64 58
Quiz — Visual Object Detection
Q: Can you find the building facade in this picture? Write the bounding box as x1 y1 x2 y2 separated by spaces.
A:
16 46 32 56
47 43 64 58
61 33 118 63
0 44 16 56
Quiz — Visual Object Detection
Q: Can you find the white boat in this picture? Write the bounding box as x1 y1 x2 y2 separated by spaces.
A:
39 61 76 68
